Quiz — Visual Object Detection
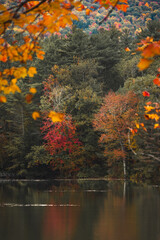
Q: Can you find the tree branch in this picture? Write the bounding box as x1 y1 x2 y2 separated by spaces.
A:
99 0 120 25
140 152 160 162
23 0 47 15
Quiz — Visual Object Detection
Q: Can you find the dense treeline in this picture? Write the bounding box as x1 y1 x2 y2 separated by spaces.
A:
0 20 160 181
64 0 160 36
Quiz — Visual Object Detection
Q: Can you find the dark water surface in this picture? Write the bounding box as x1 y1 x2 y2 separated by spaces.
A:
0 180 160 240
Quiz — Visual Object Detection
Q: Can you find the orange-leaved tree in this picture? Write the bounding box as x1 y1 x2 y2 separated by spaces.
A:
93 91 139 178
0 0 128 120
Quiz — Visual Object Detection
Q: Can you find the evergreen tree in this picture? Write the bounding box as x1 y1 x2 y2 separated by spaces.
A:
90 27 124 91
136 20 160 41
0 80 41 177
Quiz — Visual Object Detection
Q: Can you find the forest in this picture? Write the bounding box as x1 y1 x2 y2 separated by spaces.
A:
0 0 160 181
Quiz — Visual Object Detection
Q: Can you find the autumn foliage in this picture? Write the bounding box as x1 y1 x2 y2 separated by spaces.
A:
0 0 159 179
137 37 160 72
41 114 82 173
0 0 129 124
135 36 160 129
41 115 81 155
93 91 139 165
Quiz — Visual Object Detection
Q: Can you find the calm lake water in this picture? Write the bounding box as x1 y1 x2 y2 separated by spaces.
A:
0 180 160 240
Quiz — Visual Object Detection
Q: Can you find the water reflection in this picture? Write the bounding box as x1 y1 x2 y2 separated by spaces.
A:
0 180 160 240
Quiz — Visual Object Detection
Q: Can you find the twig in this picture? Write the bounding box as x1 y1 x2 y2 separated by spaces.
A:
99 0 120 25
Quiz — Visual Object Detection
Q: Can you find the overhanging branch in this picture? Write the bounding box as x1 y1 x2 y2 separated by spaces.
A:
99 0 120 25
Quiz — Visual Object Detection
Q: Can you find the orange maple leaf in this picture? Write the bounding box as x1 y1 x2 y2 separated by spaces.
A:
86 9 91 15
29 88 37 94
145 3 149 7
32 111 40 120
138 58 153 71
0 95 7 103
125 47 130 52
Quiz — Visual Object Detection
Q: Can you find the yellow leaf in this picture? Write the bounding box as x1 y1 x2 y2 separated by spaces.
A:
32 111 40 120
0 79 8 86
9 84 21 94
13 14 26 27
36 50 45 60
0 95 7 103
11 78 17 85
147 114 159 121
154 124 159 129
13 67 27 79
145 3 149 7
144 105 154 112
29 87 37 94
3 87 11 95
63 15 73 25
48 111 64 122
135 123 139 129
28 67 37 77
137 58 153 71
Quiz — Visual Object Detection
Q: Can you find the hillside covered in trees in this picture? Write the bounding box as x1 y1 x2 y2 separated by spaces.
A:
0 0 160 181
59 0 160 36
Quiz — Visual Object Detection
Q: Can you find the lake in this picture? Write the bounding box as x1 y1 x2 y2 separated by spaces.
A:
0 180 160 240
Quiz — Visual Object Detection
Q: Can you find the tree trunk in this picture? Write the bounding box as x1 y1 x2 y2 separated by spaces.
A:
123 158 126 179
21 105 24 136
120 142 126 179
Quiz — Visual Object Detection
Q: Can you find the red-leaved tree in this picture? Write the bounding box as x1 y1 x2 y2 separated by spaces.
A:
93 91 139 178
41 114 82 175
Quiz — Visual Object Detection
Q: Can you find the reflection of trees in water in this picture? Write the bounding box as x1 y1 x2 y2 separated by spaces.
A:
0 180 52 204
77 180 108 190
94 182 138 240
94 182 160 240
43 180 108 240
135 186 160 240
0 180 108 240
0 181 160 240
0 180 53 240
70 191 107 240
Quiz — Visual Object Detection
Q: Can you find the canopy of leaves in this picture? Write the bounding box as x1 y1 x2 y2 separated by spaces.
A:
93 91 139 162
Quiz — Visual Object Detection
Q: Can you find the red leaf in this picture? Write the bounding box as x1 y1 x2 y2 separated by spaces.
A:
142 91 150 97
153 77 160 87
